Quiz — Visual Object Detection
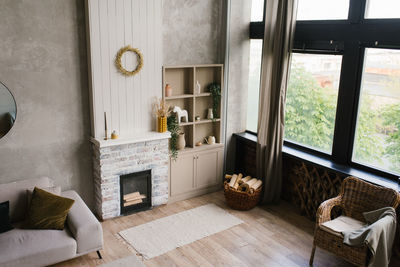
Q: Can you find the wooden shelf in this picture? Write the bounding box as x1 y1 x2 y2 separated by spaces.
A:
179 121 193 126
165 94 193 100
194 93 211 97
163 64 223 157
194 119 220 124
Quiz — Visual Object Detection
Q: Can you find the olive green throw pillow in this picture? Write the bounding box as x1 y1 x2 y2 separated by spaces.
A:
25 187 74 230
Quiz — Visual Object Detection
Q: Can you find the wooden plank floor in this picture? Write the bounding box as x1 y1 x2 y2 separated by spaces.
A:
54 191 399 267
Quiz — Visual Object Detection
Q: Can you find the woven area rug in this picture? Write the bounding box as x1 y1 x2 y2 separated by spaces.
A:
98 255 144 267
118 204 243 259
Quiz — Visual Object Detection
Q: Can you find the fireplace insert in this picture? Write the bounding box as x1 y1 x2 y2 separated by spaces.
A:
119 170 151 215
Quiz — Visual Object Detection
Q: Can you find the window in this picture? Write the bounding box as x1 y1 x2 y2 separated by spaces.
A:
365 0 400 19
353 48 400 175
246 40 262 132
297 0 349 21
251 0 264 22
248 0 400 180
285 53 342 153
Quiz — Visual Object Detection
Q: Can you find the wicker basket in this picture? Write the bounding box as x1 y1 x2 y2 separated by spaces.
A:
223 181 262 210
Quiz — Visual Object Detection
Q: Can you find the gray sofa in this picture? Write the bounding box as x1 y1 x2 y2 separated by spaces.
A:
0 177 103 267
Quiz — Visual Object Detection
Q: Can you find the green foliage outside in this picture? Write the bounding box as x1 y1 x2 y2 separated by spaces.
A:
284 66 337 152
285 66 400 174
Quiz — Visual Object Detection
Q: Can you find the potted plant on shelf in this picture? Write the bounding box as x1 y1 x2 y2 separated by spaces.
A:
153 98 170 133
208 83 221 121
167 114 179 159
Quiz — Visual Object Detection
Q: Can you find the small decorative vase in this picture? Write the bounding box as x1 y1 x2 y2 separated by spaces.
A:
207 108 214 120
157 116 167 132
111 130 118 139
195 81 201 94
177 133 186 150
165 84 172 97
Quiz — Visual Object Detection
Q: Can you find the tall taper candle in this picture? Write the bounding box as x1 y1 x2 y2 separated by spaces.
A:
104 112 108 140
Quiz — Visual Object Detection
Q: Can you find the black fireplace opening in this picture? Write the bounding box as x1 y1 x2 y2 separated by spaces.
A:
120 170 152 215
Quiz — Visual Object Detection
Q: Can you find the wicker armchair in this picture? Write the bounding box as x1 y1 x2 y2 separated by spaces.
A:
309 176 400 266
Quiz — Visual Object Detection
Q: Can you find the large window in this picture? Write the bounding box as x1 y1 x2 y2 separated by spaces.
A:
285 54 342 153
353 49 400 175
248 0 400 179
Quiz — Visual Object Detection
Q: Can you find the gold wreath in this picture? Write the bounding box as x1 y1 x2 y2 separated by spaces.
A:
115 45 143 76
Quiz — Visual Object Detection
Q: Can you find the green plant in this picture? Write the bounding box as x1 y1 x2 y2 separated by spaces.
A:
167 114 179 159
208 83 221 120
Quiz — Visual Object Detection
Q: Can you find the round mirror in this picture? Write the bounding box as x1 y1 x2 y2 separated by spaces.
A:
0 82 17 139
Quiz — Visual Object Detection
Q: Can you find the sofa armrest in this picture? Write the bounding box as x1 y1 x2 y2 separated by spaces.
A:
62 190 103 254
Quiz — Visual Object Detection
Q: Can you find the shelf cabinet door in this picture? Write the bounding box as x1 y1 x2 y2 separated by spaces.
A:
195 149 223 189
170 154 195 197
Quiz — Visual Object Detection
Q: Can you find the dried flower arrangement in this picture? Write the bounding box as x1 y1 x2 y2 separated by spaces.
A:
152 98 171 118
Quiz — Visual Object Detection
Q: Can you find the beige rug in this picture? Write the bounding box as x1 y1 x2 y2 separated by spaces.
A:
118 204 243 259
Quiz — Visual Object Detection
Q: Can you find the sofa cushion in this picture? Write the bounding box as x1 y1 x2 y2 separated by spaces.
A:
0 201 13 233
25 187 74 230
26 185 61 208
0 177 54 222
0 227 77 267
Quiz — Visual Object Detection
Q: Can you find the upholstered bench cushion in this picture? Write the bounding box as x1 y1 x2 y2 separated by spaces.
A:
321 216 366 236
0 227 77 267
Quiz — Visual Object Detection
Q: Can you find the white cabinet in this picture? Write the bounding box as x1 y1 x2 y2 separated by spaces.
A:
169 146 224 202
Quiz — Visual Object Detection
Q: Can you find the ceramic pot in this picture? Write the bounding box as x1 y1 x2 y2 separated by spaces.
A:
157 116 167 133
195 81 201 94
177 133 186 150
207 108 214 120
165 84 172 97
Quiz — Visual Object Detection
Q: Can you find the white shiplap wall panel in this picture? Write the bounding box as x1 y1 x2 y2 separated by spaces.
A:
86 0 162 139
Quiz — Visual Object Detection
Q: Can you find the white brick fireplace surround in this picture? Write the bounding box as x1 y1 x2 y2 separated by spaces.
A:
91 132 170 220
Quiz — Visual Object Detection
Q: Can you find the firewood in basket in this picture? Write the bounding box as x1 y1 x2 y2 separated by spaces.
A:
228 174 238 188
239 176 251 185
225 174 232 180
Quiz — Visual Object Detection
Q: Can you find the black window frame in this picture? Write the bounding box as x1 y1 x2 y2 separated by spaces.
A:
248 0 400 181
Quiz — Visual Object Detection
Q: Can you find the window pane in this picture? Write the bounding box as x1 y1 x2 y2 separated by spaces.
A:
251 0 264 22
285 53 342 153
353 48 400 175
365 0 400 19
297 0 349 21
246 40 262 132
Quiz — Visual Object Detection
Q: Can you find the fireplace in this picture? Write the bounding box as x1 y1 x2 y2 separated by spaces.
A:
120 170 152 215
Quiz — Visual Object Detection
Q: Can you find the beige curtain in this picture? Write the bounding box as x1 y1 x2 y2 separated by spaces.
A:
256 0 297 203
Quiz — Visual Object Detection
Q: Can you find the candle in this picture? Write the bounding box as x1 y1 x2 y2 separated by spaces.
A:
104 112 108 140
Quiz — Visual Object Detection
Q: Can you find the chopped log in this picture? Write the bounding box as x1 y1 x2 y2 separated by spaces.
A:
225 174 232 179
124 194 146 202
228 174 238 188
242 176 251 183
246 178 258 187
123 198 143 207
123 191 140 200
251 180 263 190
239 183 250 193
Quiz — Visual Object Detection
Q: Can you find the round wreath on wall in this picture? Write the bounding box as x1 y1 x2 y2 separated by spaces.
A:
115 45 143 76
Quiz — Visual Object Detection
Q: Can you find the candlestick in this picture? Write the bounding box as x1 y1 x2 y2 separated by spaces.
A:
104 112 108 140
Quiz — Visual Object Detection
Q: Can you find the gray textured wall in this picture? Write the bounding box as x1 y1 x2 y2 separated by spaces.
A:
163 0 224 65
0 0 93 207
225 0 251 173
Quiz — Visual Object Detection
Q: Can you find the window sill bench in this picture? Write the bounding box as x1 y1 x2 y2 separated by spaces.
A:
234 132 400 192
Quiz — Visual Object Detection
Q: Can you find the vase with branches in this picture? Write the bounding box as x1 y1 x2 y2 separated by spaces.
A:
208 83 221 120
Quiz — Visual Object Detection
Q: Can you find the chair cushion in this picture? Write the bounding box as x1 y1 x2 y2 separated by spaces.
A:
0 227 77 267
321 215 366 236
24 187 74 230
0 177 53 222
